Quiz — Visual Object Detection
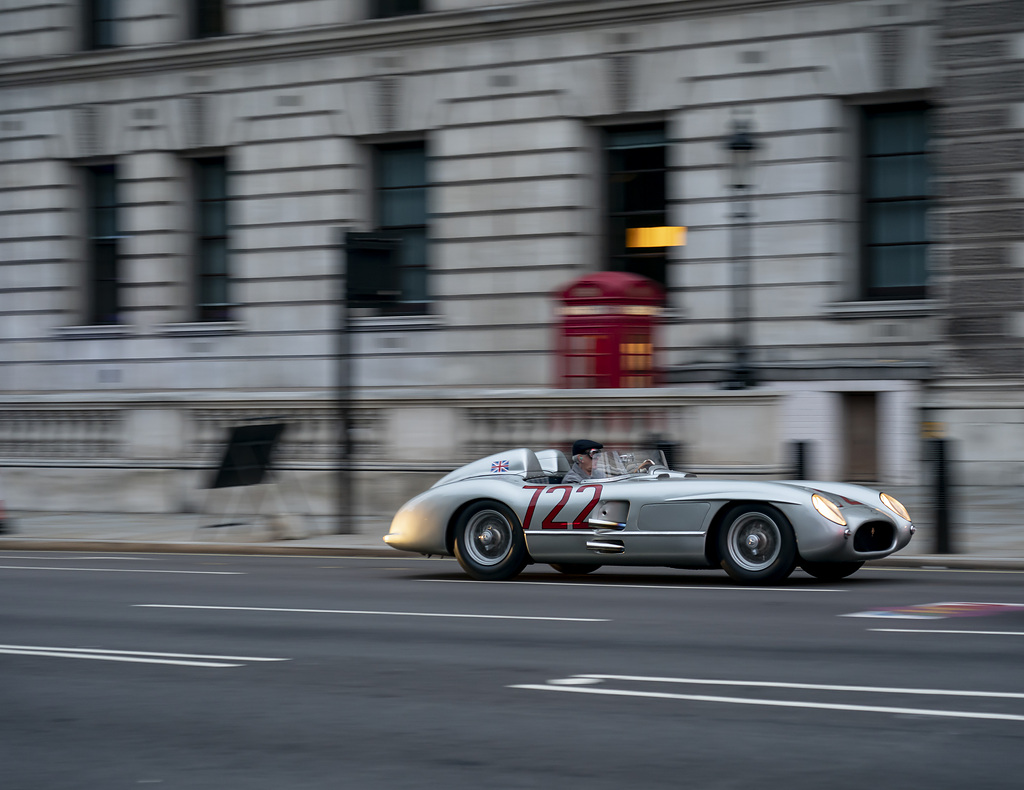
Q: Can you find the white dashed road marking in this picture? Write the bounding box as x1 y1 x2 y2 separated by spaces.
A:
136 604 608 622
0 644 288 668
0 565 242 575
511 675 1024 722
872 628 1024 637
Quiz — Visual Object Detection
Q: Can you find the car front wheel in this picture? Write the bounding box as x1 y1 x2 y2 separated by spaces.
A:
453 501 529 581
799 559 864 582
717 504 797 585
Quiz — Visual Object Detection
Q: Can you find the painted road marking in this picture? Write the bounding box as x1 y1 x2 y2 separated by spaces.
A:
511 675 1024 722
425 579 844 593
567 674 1024 700
843 601 1024 620
0 555 160 562
872 628 1024 637
0 644 288 668
135 604 608 622
0 565 242 575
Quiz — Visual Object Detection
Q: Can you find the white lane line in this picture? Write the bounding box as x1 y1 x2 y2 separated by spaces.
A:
135 604 607 622
509 683 1024 723
0 645 288 662
424 579 844 593
0 555 160 562
0 648 240 667
872 628 1024 637
0 565 242 575
572 674 1024 701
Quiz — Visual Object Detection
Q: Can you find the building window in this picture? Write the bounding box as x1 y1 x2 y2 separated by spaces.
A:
370 0 423 18
194 157 230 322
374 142 429 315
606 124 668 289
194 0 224 39
862 105 930 299
84 0 117 50
85 164 120 324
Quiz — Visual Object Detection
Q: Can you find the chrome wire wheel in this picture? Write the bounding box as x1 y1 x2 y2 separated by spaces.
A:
463 509 514 567
726 512 782 572
717 504 797 585
453 501 529 581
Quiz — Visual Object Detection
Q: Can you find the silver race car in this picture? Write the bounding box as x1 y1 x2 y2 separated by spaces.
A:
384 447 915 584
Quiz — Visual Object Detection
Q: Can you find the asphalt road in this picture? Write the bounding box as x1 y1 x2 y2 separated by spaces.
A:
2 551 1023 790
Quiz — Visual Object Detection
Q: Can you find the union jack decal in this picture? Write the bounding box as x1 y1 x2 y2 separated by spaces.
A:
491 459 510 473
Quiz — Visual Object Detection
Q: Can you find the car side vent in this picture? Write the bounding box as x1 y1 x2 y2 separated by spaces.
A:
854 521 895 552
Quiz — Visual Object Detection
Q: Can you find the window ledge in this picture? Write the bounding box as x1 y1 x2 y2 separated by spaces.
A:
822 300 939 320
349 313 444 331
154 321 246 337
53 324 133 339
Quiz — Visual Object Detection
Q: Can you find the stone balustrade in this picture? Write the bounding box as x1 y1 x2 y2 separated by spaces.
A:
0 390 788 515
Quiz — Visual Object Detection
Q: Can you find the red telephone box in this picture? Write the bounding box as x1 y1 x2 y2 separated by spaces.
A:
555 271 664 388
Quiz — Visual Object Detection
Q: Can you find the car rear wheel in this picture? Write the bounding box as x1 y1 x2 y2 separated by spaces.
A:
453 501 529 581
717 504 797 585
799 559 865 582
549 563 601 575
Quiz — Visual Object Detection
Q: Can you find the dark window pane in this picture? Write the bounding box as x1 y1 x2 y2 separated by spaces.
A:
608 127 665 148
86 0 117 49
869 245 928 290
200 200 227 237
867 110 928 156
622 170 666 213
199 159 227 198
201 273 229 306
200 238 228 275
867 154 928 199
609 146 665 173
398 228 428 302
194 157 230 320
605 124 669 289
380 187 426 227
86 165 120 324
867 201 928 245
371 0 422 19
375 143 429 311
196 0 224 38
863 105 930 298
379 147 427 189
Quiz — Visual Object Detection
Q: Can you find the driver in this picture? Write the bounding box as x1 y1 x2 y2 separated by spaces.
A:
562 439 603 485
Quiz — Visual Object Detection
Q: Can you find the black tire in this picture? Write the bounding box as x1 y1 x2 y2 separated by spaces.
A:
549 563 601 575
799 559 865 582
717 504 797 585
453 501 529 581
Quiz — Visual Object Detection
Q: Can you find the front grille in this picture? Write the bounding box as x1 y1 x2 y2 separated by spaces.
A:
854 521 895 552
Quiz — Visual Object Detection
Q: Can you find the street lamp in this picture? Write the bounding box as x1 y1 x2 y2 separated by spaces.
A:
724 117 759 389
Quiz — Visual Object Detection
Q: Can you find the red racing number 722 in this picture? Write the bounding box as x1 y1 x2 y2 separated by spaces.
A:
522 484 603 530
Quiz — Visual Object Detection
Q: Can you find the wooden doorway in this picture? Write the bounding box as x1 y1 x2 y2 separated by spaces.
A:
843 392 878 483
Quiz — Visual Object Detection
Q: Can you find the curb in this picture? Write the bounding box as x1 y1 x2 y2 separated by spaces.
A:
0 538 411 558
866 556 1024 572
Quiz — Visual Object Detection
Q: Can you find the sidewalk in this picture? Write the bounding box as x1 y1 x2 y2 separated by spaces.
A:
2 509 1024 571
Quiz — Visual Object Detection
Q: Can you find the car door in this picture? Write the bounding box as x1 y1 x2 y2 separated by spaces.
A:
519 482 607 561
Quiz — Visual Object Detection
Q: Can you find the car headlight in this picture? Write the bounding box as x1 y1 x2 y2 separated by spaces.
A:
812 493 846 526
880 492 910 521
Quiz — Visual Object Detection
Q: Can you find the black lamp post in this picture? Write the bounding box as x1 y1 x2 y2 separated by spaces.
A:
725 118 758 390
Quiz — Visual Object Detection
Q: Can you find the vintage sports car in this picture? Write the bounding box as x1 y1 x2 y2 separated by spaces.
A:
384 447 915 585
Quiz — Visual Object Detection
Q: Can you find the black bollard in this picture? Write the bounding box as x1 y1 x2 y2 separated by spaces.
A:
930 438 952 554
791 440 809 480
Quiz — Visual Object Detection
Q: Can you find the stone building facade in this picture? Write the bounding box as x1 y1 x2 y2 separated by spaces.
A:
0 0 1021 539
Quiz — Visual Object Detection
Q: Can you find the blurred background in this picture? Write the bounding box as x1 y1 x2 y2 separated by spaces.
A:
0 0 1020 549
